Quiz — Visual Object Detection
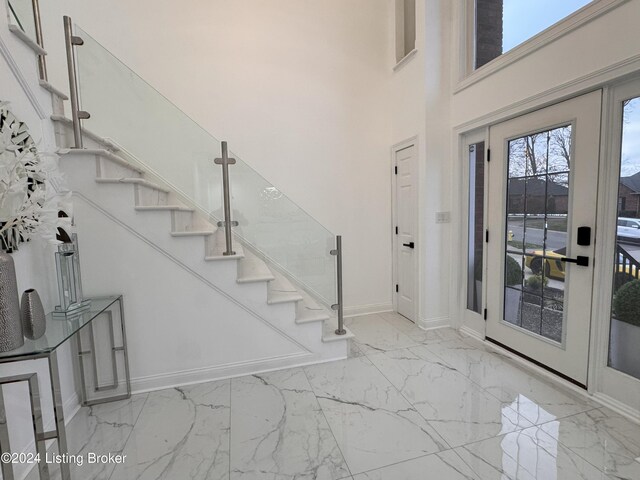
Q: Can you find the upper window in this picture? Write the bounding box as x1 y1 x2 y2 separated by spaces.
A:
474 0 593 69
396 0 416 64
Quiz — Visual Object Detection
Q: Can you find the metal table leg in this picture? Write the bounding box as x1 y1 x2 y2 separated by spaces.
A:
0 385 14 480
48 351 70 480
0 373 50 479
77 297 131 406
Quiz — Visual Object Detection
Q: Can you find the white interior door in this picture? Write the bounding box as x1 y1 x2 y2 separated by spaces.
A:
486 91 601 386
395 144 417 322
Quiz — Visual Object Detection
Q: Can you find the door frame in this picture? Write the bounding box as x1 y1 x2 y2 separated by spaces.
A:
460 129 490 336
391 136 419 323
453 74 640 419
590 76 640 415
484 90 602 387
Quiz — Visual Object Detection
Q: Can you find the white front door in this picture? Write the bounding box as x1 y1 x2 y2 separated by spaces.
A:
486 91 601 386
395 144 417 322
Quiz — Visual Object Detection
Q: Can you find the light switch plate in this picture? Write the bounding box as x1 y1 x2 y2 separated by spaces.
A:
436 212 451 223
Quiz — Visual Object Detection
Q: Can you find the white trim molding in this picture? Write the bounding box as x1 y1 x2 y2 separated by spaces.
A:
454 53 640 134
456 0 630 92
131 351 333 394
344 303 393 318
393 49 417 72
418 315 450 330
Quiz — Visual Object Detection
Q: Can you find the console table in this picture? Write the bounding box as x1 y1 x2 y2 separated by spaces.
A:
0 296 130 480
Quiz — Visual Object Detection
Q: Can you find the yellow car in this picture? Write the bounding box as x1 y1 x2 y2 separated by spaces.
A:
524 247 567 280
524 247 640 286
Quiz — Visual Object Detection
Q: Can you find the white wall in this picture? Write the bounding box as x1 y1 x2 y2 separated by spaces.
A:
0 11 79 478
390 0 454 327
41 0 394 313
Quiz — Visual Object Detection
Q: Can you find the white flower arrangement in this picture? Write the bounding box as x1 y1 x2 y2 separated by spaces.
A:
0 102 71 252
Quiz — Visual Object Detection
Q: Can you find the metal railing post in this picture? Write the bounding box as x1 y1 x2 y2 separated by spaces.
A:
214 141 236 256
63 16 90 149
331 235 346 335
31 0 46 81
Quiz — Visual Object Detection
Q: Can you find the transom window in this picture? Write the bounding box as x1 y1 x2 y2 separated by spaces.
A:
474 0 594 69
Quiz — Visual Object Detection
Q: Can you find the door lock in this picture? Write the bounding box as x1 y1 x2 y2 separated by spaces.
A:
560 256 589 267
403 242 415 249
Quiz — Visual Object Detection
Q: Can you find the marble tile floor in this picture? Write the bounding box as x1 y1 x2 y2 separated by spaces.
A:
28 312 640 480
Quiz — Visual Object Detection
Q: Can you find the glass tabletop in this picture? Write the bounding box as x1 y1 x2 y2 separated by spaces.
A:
0 296 121 361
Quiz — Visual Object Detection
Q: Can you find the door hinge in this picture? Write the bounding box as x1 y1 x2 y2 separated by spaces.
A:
483 308 487 320
394 165 398 175
487 149 491 162
395 226 398 235
396 284 399 293
485 230 489 243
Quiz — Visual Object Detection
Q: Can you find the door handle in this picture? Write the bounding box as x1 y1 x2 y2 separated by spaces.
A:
403 242 415 249
560 256 589 267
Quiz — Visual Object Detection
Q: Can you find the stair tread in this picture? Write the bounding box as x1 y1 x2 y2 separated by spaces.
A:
58 147 142 174
267 291 304 305
296 310 331 324
322 320 354 342
237 250 274 283
95 177 170 193
135 205 194 212
237 273 275 284
51 116 121 151
171 230 215 237
8 25 47 55
206 243 245 261
39 80 68 100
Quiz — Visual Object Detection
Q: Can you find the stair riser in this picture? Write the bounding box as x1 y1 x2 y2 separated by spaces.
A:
53 119 119 152
171 210 212 233
96 156 142 180
135 184 169 207
51 95 64 116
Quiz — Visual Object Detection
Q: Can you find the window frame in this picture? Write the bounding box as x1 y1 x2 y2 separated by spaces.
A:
457 0 629 93
395 0 417 68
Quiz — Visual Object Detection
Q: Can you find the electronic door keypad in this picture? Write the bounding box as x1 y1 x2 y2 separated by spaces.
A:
577 226 591 246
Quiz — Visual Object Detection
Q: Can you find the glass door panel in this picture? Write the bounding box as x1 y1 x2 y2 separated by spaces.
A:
467 141 485 314
608 96 640 380
486 91 601 386
504 126 571 344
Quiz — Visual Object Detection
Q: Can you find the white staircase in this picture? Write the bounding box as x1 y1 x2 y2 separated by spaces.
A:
5 12 353 376
52 114 353 361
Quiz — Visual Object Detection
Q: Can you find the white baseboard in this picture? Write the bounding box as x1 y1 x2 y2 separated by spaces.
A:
591 392 640 423
131 351 336 394
418 315 449 330
460 328 640 424
344 303 393 318
480 339 640 423
459 325 484 341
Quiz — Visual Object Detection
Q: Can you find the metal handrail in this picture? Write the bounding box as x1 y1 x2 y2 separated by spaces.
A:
331 235 346 335
63 16 90 149
31 0 46 80
214 141 236 256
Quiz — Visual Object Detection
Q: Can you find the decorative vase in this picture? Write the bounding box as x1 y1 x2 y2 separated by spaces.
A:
0 251 24 352
21 289 45 340
54 233 89 314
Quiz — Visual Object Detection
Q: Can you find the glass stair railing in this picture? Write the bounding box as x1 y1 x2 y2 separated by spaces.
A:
7 0 35 38
64 21 344 332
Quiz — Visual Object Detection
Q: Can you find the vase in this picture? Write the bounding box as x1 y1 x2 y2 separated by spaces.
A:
0 251 24 352
21 289 45 340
